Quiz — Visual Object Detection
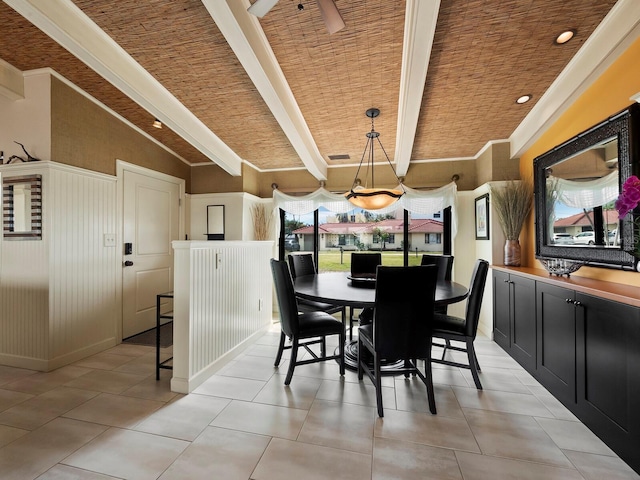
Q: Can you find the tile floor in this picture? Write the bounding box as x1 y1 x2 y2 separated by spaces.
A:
0 323 638 479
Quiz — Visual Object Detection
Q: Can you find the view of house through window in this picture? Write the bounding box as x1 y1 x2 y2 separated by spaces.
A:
282 206 445 272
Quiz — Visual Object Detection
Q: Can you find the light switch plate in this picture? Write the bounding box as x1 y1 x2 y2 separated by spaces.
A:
104 234 116 247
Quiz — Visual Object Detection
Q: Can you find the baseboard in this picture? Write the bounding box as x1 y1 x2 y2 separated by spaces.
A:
171 325 271 394
48 337 118 371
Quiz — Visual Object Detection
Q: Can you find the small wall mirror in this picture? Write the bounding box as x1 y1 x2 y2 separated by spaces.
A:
534 105 639 269
3 174 42 240
206 205 225 240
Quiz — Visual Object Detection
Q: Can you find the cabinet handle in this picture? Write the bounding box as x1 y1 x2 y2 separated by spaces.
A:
574 301 582 307
503 279 509 283
565 298 573 303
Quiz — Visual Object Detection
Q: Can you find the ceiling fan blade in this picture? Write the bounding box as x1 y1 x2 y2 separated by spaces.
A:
316 0 345 34
247 0 280 18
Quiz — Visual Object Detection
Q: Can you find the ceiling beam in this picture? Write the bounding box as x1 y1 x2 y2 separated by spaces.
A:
203 0 328 181
4 0 243 176
394 0 440 177
510 0 640 158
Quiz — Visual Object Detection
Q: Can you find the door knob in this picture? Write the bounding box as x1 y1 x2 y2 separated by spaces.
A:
123 260 134 267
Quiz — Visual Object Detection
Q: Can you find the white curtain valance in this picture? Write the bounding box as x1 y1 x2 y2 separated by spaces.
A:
550 170 619 210
272 181 458 238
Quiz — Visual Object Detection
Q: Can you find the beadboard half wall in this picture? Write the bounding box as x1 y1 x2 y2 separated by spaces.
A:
0 161 118 371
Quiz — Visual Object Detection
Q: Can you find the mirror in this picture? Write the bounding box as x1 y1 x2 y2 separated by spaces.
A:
206 205 225 240
534 104 639 269
3 174 42 240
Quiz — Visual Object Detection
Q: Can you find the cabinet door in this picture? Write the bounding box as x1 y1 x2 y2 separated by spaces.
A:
493 271 510 350
536 282 576 406
510 275 536 372
575 293 640 472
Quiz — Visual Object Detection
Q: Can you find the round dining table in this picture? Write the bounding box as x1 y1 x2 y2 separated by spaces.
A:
293 271 469 370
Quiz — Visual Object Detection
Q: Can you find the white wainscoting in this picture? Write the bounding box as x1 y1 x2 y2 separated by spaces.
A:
171 241 274 393
0 162 117 370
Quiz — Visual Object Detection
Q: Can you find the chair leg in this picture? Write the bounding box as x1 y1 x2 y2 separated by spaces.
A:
274 331 286 367
473 348 482 372
339 331 345 376
374 353 384 417
320 338 326 358
441 338 451 361
357 337 364 380
284 339 298 385
423 353 437 414
349 307 354 341
466 338 482 390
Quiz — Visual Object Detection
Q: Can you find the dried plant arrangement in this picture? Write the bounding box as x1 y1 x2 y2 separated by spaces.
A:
491 180 533 240
251 204 272 241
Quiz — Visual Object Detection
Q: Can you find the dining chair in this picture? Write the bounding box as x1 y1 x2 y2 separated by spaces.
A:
421 254 454 315
270 259 345 385
288 253 345 321
357 265 439 417
348 252 382 339
431 259 489 390
421 254 454 282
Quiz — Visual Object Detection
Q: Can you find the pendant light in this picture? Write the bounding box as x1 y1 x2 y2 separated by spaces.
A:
345 108 404 210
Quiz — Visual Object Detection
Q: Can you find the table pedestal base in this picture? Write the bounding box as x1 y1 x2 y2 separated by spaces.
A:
340 341 406 372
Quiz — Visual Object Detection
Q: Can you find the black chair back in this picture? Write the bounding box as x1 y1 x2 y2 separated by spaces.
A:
288 253 316 279
464 259 489 338
270 259 299 339
351 253 382 277
421 254 454 282
373 265 438 359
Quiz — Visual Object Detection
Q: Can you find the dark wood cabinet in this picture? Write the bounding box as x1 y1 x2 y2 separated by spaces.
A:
492 271 510 349
575 293 640 471
492 271 536 371
536 282 577 406
492 267 640 473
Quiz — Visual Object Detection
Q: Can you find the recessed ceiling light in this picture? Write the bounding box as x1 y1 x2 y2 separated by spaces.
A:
555 29 576 45
516 94 532 104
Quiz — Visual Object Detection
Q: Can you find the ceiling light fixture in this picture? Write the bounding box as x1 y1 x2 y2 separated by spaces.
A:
516 94 532 104
555 29 576 45
345 108 404 210
153 118 162 129
248 0 344 34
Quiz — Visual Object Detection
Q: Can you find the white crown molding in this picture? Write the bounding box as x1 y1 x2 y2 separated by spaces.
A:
394 0 441 177
4 0 243 175
510 0 640 158
202 0 327 181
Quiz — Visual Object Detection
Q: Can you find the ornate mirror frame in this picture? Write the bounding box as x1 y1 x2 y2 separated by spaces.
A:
534 104 640 269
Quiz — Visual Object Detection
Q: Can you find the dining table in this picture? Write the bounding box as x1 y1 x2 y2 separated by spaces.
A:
293 271 469 370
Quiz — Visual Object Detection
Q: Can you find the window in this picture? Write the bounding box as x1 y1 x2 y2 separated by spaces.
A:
387 234 395 243
433 212 441 218
425 233 442 244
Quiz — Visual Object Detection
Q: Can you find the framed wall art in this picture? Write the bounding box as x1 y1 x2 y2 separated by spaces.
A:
475 193 489 240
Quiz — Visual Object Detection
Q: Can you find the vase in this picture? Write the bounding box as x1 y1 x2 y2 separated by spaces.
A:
504 239 521 266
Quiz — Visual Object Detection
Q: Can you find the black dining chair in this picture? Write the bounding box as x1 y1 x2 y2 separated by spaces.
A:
357 265 439 417
271 259 345 385
421 254 454 282
348 252 382 339
431 259 489 390
288 253 345 320
421 254 454 315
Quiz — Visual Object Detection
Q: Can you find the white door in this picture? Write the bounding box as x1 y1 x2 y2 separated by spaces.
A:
122 169 181 338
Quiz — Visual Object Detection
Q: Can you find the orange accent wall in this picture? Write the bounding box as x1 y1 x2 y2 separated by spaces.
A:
520 37 640 287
